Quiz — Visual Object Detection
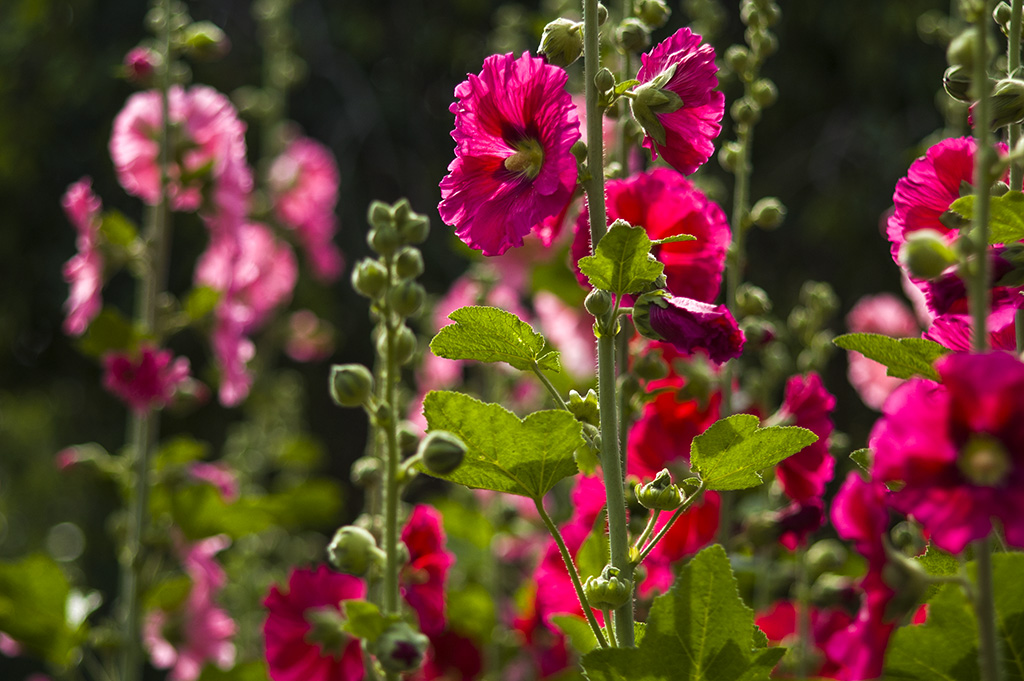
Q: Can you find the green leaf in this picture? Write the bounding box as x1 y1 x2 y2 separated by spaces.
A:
197 661 271 681
99 209 139 249
950 191 1024 244
143 574 193 612
849 448 872 473
154 435 210 472
650 234 697 246
614 79 641 95
77 307 143 358
833 333 949 381
915 544 960 601
341 600 389 642
553 614 601 654
429 306 561 372
0 554 84 667
578 222 664 295
420 391 582 499
184 286 221 321
581 545 785 681
690 414 818 491
447 582 496 640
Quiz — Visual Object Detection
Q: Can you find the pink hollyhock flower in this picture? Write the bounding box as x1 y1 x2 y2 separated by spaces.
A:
269 136 344 281
188 462 239 502
774 373 836 503
61 177 104 336
110 85 249 211
102 345 191 413
644 295 745 365
756 600 855 680
412 630 483 681
774 498 826 551
870 351 1024 553
401 505 454 636
845 293 920 410
634 27 724 175
921 288 1019 352
210 300 256 408
571 167 730 303
533 291 595 379
144 535 236 681
263 565 365 681
439 52 581 256
284 310 335 363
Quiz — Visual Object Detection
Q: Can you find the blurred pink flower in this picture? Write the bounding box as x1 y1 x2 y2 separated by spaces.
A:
188 462 239 502
635 28 724 175
401 505 454 636
412 630 483 681
102 345 191 414
533 291 595 379
845 293 920 410
269 137 344 281
284 310 335 362
774 372 835 503
61 177 104 336
439 52 580 256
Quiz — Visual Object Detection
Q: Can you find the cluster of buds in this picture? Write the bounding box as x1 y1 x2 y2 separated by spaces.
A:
123 1 231 86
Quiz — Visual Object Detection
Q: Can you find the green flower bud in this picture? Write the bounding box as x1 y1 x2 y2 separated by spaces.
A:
735 283 772 317
747 26 778 57
375 403 395 430
393 199 431 245
350 456 382 487
989 78 1024 129
750 78 778 109
718 141 742 173
394 247 425 280
724 45 752 76
635 469 684 510
633 351 668 381
327 525 385 576
943 65 973 103
750 196 786 230
367 200 394 231
584 565 633 610
585 289 613 317
352 258 388 299
637 0 671 29
881 553 930 621
946 28 979 69
995 1 1012 25
389 280 426 319
594 67 616 93
730 97 761 126
368 223 401 257
805 538 848 577
419 430 467 475
898 229 958 280
329 363 374 407
378 324 417 366
181 21 230 60
809 573 856 609
890 520 927 555
568 389 601 426
617 17 651 53
397 421 420 456
371 622 429 673
538 18 584 68
597 2 609 25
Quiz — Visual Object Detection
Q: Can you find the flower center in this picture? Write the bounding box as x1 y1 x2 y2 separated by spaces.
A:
504 138 545 180
957 433 1011 487
303 606 350 658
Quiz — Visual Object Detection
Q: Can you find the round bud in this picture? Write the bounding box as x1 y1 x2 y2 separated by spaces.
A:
635 469 684 510
538 18 584 68
367 200 394 231
747 27 778 57
389 281 426 319
350 456 382 487
898 229 957 280
594 67 616 93
995 1 1012 25
809 573 856 609
329 364 374 407
617 17 651 53
735 283 772 317
419 430 467 475
327 525 385 576
724 45 751 76
637 0 671 29
739 0 760 26
397 422 420 456
943 65 973 103
750 196 786 230
805 538 847 577
596 2 609 25
368 223 401 257
750 78 778 108
730 97 761 126
375 403 395 430
371 622 429 673
378 324 417 366
890 520 926 555
352 259 388 299
946 28 977 69
394 247 425 280
583 565 633 609
571 140 589 163
393 199 431 245
181 21 231 60
585 289 613 317
718 141 742 173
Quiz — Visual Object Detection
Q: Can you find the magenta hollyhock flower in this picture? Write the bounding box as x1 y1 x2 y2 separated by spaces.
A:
269 136 344 281
102 345 191 413
438 52 580 256
644 295 745 364
401 505 454 636
774 373 836 503
210 300 256 408
263 566 365 681
922 289 1019 353
634 27 724 175
144 535 236 681
571 168 730 302
61 177 104 336
412 630 483 681
775 498 825 551
870 351 1024 553
756 600 856 680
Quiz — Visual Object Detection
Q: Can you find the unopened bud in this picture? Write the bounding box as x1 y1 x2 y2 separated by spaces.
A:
637 0 671 29
724 45 752 76
397 422 420 456
988 78 1024 129
943 65 973 102
809 573 857 610
379 324 417 366
394 247 424 280
735 283 772 317
805 538 847 577
731 97 761 126
898 229 958 280
393 199 431 245
594 68 616 93
368 201 394 231
633 351 668 381
371 622 429 673
750 78 778 109
368 224 401 257
351 456 382 487
751 196 786 230
584 565 633 609
890 520 926 555
181 21 230 60
718 141 742 173
567 389 600 426
419 430 467 475
389 281 425 319
946 28 978 69
329 364 374 407
352 258 388 298
539 18 584 68
585 289 613 317
596 3 609 25
635 469 684 510
327 525 385 576
617 17 651 53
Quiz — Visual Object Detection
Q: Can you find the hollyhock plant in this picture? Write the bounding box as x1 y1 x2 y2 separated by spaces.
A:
269 136 344 281
401 505 454 636
263 565 365 681
102 345 191 413
641 295 745 365
845 293 920 410
639 490 720 596
869 351 1024 554
633 27 725 175
774 373 836 503
61 177 104 336
438 51 581 256
571 168 731 302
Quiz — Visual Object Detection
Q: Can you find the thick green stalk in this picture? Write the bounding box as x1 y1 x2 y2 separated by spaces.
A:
1009 0 1024 351
380 260 402 681
973 537 1002 681
583 0 635 647
722 123 752 417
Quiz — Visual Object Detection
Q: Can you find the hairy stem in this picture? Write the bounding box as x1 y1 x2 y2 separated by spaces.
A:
973 537 1002 681
970 2 994 353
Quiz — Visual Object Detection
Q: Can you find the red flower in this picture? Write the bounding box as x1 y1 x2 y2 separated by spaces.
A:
401 505 454 636
774 373 836 503
102 345 191 414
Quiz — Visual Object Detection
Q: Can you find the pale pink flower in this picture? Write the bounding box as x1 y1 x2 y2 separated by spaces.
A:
533 291 595 379
284 310 334 362
845 293 921 410
102 345 191 414
188 462 240 502
61 177 104 336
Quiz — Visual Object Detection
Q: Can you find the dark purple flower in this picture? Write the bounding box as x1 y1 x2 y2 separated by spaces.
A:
641 295 744 364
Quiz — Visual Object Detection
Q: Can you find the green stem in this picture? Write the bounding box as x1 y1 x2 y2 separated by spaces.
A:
970 2 994 353
631 509 661 553
973 537 1002 681
603 609 618 647
532 361 569 410
583 0 635 648
1009 0 1023 190
382 263 401 619
534 499 609 649
634 483 705 564
794 547 811 681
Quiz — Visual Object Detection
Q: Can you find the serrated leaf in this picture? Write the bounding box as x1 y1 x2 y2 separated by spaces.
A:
99 210 139 249
0 554 84 667
430 306 561 372
950 191 1024 244
833 333 948 381
650 234 697 245
578 223 664 295
690 414 818 491
341 600 389 642
420 391 582 499
581 545 785 681
915 544 960 601
849 448 872 473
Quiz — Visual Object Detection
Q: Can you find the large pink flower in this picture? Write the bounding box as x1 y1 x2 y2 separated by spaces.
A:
102 345 191 414
401 505 454 636
61 177 104 336
869 351 1024 553
774 373 836 503
263 566 365 681
571 167 730 302
635 28 724 175
439 52 580 256
269 136 344 281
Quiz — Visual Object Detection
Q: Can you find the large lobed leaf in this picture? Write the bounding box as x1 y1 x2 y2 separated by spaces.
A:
420 390 582 499
581 544 783 680
0 554 85 667
578 222 665 295
833 333 948 381
949 191 1024 245
429 306 561 372
690 414 818 491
